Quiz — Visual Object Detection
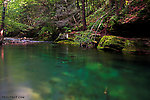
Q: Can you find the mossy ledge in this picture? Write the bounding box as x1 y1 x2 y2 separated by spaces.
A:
97 35 150 54
56 40 79 45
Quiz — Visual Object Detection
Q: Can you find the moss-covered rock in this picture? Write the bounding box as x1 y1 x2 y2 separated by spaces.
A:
56 40 79 45
97 35 125 51
97 35 150 54
123 39 150 54
122 40 136 53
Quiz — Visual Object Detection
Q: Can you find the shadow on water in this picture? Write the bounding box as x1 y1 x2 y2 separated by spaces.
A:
0 43 150 100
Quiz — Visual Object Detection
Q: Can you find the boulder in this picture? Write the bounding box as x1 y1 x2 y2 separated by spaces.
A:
122 40 136 53
122 39 150 54
97 35 125 52
97 35 150 54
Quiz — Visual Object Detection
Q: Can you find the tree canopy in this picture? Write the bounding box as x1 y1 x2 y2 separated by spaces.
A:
0 0 149 40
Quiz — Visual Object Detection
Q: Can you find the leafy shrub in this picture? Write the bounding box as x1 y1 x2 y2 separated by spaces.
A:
74 31 92 44
37 25 59 41
63 26 72 32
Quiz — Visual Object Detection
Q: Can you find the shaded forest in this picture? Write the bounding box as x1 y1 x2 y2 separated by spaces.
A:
0 0 150 53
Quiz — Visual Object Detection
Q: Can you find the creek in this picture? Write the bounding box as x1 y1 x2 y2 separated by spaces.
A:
0 43 150 100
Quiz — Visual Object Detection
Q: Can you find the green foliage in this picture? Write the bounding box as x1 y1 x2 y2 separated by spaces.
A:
37 25 58 41
64 26 71 33
0 0 149 41
74 31 92 44
0 0 60 38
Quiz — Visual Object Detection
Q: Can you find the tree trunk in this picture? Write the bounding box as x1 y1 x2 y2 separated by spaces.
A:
92 0 95 12
115 0 119 15
0 0 7 44
82 0 86 31
76 0 80 9
119 0 125 11
109 0 112 8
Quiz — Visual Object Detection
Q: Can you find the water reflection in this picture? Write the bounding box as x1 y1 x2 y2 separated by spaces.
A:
1 47 4 61
0 44 150 100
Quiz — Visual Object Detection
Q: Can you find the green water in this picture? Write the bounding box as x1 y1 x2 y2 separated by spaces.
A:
0 43 150 100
